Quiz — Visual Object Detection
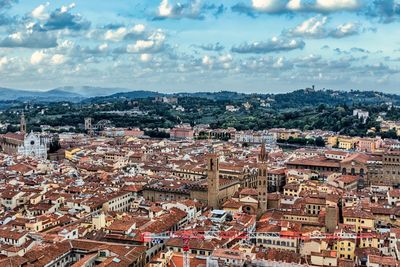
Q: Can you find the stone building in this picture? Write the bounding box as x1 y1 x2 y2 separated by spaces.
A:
0 113 49 159
382 150 400 185
142 156 240 207
207 153 220 209
257 143 268 214
0 133 24 154
17 131 49 159
367 150 400 186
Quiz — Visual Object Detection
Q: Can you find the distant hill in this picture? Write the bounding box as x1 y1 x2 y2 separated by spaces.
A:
175 91 252 101
271 89 400 109
1 86 400 107
84 90 163 103
56 86 135 98
0 88 83 102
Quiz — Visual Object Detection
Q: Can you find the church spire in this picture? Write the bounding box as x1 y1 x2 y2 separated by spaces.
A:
20 112 27 133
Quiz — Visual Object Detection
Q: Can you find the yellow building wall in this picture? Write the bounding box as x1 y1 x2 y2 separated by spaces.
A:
334 240 356 260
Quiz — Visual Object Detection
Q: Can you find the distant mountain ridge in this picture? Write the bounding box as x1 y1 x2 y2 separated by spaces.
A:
0 87 399 107
0 87 83 102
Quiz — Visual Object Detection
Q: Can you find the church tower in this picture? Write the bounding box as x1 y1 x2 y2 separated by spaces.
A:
207 153 220 209
84 117 94 136
20 112 27 133
257 142 268 214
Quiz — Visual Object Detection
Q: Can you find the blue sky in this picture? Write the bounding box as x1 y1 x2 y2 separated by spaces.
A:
0 0 400 93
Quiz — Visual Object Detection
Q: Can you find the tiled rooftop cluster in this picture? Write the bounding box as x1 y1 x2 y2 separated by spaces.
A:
0 130 400 267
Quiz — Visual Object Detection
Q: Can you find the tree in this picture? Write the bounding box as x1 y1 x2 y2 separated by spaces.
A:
315 137 325 147
49 137 61 153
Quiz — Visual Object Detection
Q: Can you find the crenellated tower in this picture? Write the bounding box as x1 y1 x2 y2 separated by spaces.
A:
257 141 268 214
207 153 220 209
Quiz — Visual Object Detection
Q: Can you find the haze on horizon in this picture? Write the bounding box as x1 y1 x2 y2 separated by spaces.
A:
0 0 400 94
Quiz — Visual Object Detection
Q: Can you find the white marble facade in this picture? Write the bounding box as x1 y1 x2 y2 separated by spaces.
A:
18 132 48 159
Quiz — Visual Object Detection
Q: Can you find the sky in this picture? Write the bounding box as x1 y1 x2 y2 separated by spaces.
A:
0 0 400 94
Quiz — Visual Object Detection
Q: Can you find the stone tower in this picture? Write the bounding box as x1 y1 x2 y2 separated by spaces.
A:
257 142 268 214
84 117 93 135
207 153 220 209
325 205 338 233
20 112 27 133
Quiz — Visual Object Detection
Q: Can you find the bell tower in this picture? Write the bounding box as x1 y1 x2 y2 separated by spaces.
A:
84 117 94 136
207 153 220 209
20 112 27 133
257 141 268 214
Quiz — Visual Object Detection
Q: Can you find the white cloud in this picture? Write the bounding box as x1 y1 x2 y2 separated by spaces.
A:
291 16 328 37
132 24 145 33
31 50 46 65
126 30 166 53
244 0 362 14
330 22 360 38
286 0 302 10
9 32 23 42
140 53 152 62
104 24 146 42
273 56 285 68
0 56 8 70
219 54 232 63
156 0 208 19
315 0 361 11
105 27 128 42
158 0 173 17
51 54 66 65
232 36 305 54
32 2 50 20
202 55 212 65
252 0 287 12
60 3 76 13
98 43 108 51
287 16 361 39
127 40 155 53
0 30 57 48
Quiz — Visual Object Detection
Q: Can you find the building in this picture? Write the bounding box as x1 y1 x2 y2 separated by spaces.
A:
367 150 400 186
257 143 268 214
267 168 286 192
1 113 49 159
17 131 48 159
170 124 194 140
342 208 375 233
20 112 26 133
84 117 93 135
353 109 369 123
338 137 359 150
207 153 220 209
234 131 276 144
383 150 400 186
269 128 301 141
340 153 369 176
357 137 383 153
286 156 340 173
0 133 25 154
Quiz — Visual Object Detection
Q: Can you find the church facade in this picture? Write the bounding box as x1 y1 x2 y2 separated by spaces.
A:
17 132 49 159
0 113 49 160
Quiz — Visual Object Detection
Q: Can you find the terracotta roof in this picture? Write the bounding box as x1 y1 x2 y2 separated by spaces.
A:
240 188 258 196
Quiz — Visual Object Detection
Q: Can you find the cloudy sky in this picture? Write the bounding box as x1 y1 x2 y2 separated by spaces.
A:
0 0 400 93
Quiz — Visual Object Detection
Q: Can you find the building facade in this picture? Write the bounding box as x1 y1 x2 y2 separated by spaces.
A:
207 153 220 209
17 132 48 159
257 143 268 214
